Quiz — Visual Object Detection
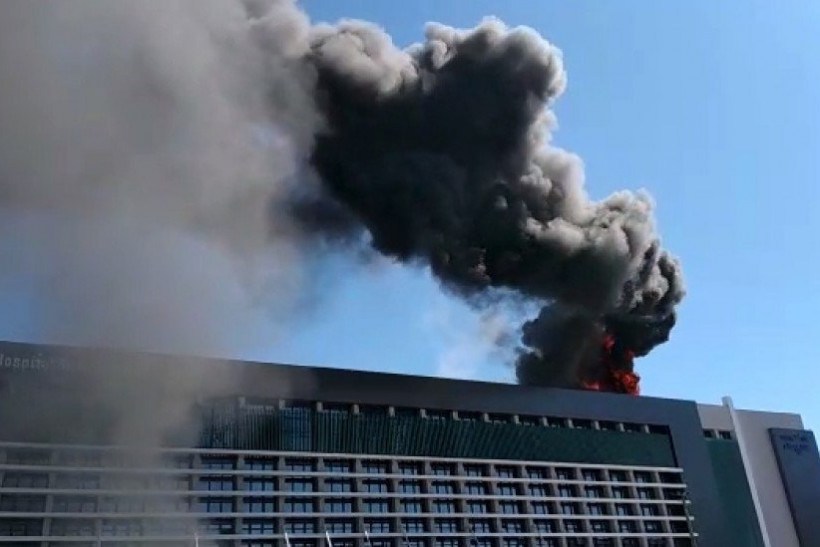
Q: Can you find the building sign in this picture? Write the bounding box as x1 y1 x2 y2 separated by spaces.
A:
769 428 820 547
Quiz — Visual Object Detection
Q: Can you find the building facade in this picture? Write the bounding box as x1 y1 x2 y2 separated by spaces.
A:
0 341 817 547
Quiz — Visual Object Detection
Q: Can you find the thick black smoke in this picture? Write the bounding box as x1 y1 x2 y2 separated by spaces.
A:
292 17 685 389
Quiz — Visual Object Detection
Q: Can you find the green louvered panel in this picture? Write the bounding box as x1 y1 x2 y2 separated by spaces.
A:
706 439 765 547
199 408 676 467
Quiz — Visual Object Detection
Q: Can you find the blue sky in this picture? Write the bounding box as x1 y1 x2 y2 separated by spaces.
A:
273 0 820 429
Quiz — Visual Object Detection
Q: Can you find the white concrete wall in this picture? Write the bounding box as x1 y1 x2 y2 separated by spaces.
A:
697 401 804 547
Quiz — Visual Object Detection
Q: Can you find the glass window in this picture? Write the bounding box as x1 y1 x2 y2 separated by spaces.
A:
365 520 391 533
434 520 459 533
327 479 354 492
432 500 455 513
246 458 275 470
245 479 275 492
197 497 233 513
0 495 47 512
363 480 389 493
400 480 422 494
465 483 486 495
587 503 607 515
3 473 48 488
401 500 423 513
285 478 314 492
430 463 454 476
463 465 484 477
527 467 547 479
0 519 42 536
466 501 488 514
326 519 355 533
199 476 234 491
501 520 523 533
325 499 354 513
497 484 517 496
284 520 315 534
362 461 388 474
402 520 425 533
244 498 274 512
532 502 550 514
431 481 454 494
469 520 493 533
324 460 352 473
529 485 548 497
284 498 314 513
533 520 557 533
591 520 610 533
398 462 422 475
201 456 235 470
495 466 516 478
284 459 315 472
243 519 276 534
364 499 390 513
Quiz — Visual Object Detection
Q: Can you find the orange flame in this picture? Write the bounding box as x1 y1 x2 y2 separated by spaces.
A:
582 333 640 395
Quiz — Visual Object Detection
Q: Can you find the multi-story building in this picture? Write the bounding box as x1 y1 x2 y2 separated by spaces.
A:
0 341 817 547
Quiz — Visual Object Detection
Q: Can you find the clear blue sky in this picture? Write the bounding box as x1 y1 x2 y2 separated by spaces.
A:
273 0 820 429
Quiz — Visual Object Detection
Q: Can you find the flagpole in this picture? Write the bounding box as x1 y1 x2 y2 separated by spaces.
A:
284 532 292 547
325 531 335 547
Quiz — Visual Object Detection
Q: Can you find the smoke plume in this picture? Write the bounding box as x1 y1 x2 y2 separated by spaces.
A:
0 0 684 396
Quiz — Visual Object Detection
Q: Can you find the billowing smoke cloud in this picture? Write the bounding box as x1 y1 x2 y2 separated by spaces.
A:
296 15 685 391
0 0 683 400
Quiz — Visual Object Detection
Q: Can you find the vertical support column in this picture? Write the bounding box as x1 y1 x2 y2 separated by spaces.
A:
722 396 772 547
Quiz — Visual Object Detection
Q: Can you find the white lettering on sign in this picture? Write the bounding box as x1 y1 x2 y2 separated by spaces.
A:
0 353 72 372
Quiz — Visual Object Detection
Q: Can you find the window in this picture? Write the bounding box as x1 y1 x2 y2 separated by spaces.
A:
431 481 454 494
615 503 632 517
100 519 142 537
558 485 575 497
532 502 550 514
527 467 547 479
436 540 459 547
284 520 315 534
519 415 541 426
201 456 235 470
366 520 391 533
285 478 314 492
633 471 652 484
364 499 390 513
243 519 276 534
197 497 233 513
325 460 352 473
611 487 629 499
399 462 422 475
402 520 425 533
401 500 423 513
560 503 578 515
609 470 627 482
434 520 459 533
463 465 484 477
202 519 234 535
327 479 354 492
590 520 610 533
502 540 526 547
245 479 275 492
618 521 637 533
584 486 605 498
200 477 234 491
284 499 314 513
582 469 602 482
284 459 314 472
501 520 523 533
0 519 42 536
495 466 516 478
400 481 422 494
430 463 454 476
3 473 49 488
326 520 355 533
1 495 47 511
563 520 582 533
644 521 664 533
363 480 388 493
465 483 486 495
533 520 557 533
469 520 493 533
362 461 388 474
535 539 560 547
325 499 353 513
246 458 275 470
529 485 548 497
432 500 455 513
587 503 607 515
637 488 656 500
497 484 517 496
466 501 488 514
640 504 659 517
499 501 519 514
244 498 274 512
5 449 51 465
